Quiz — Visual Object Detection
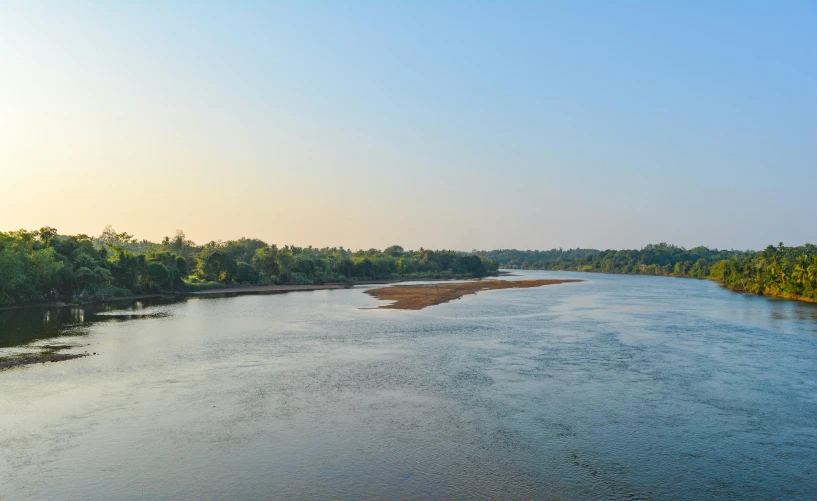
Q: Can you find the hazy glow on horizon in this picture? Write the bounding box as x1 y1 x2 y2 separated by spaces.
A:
1 2 815 251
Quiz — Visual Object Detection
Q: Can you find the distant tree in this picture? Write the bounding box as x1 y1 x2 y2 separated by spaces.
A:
384 245 404 257
252 246 281 276
353 257 375 278
98 225 136 249
235 262 259 284
37 227 59 247
145 261 171 290
0 249 26 304
196 246 236 283
28 247 64 294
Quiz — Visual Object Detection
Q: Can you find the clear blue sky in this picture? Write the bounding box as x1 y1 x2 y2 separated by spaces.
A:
1 1 814 250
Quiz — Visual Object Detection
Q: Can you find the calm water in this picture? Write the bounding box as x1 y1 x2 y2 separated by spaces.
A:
1 272 816 500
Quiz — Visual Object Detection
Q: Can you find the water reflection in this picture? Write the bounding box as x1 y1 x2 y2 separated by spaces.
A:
0 297 181 349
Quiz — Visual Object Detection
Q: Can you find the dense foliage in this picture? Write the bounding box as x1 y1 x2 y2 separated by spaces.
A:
478 244 741 279
0 227 498 306
478 242 817 301
710 244 817 301
3 228 813 306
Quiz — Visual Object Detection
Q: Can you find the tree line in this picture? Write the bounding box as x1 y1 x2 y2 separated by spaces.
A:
3 228 814 306
477 242 817 302
477 244 741 278
709 243 817 301
0 226 498 306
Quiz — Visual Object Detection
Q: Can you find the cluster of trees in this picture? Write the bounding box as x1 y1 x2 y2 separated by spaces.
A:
478 244 743 278
476 248 599 272
478 242 817 301
0 227 498 306
190 241 497 286
0 227 188 306
4 227 813 306
710 244 817 301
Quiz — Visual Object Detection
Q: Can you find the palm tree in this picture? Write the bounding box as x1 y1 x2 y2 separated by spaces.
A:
807 255 817 290
793 255 809 286
768 254 788 290
751 257 767 293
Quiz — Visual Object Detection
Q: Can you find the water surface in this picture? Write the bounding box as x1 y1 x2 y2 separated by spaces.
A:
1 272 816 500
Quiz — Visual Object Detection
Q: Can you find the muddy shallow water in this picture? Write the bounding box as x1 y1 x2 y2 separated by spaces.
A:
1 272 816 500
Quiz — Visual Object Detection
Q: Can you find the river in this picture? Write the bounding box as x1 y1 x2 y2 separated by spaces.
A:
1 271 816 500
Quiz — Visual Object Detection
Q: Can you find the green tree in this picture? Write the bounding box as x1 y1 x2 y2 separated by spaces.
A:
235 262 259 284
0 249 27 304
28 247 64 294
384 245 404 257
252 246 281 276
145 261 171 290
196 246 237 283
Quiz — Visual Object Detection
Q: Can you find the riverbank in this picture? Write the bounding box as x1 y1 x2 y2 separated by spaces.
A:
189 284 346 296
365 279 584 310
0 275 494 312
720 284 817 304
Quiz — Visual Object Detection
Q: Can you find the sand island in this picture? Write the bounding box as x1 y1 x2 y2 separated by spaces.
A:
365 279 584 310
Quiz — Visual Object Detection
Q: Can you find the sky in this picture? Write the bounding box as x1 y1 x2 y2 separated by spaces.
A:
1 1 815 251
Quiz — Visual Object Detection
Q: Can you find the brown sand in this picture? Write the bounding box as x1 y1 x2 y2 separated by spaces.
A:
365 279 584 310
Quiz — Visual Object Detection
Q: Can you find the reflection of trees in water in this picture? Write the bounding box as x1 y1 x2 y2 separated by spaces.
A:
790 303 817 323
0 297 179 348
1 307 89 348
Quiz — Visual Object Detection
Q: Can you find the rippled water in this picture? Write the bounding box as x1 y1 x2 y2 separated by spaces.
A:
1 272 816 500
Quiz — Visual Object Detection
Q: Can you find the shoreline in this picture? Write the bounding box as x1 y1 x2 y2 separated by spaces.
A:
719 284 817 304
0 275 492 312
189 284 347 296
